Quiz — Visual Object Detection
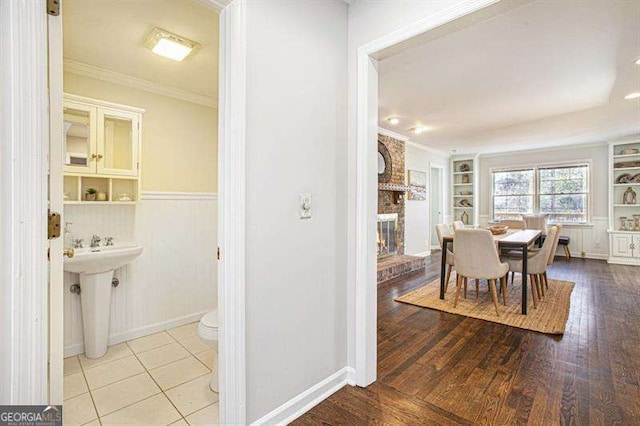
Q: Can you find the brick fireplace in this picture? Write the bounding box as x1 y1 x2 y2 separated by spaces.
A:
377 133 426 283
378 134 405 255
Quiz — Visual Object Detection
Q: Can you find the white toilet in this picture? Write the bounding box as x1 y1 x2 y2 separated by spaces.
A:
198 310 219 392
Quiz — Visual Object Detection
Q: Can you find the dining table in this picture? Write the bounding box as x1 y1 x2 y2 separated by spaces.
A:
440 228 542 315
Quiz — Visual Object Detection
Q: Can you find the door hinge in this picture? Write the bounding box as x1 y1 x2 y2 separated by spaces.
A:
217 247 221 260
47 0 60 16
48 210 61 239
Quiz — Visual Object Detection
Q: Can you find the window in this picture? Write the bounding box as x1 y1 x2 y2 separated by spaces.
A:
492 163 590 224
492 169 535 220
539 165 589 223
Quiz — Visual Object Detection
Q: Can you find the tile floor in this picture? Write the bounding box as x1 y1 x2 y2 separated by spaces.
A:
63 322 219 425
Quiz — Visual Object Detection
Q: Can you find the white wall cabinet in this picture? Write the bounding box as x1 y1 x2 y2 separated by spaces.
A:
63 94 144 204
64 94 142 177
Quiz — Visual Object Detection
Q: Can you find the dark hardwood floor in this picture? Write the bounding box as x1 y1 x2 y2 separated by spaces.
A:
294 253 640 425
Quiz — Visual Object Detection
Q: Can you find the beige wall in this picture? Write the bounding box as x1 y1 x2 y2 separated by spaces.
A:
64 72 218 192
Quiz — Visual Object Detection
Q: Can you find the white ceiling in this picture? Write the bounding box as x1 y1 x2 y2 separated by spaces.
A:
379 0 640 154
63 0 219 101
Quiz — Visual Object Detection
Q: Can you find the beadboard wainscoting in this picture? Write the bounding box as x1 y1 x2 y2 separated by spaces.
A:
63 192 217 356
479 215 609 260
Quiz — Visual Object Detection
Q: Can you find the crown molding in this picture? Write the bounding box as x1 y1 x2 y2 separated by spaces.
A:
64 59 218 108
193 0 228 12
378 126 409 142
378 127 450 157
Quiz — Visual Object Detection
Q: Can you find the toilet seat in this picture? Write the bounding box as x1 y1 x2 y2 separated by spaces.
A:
198 310 219 342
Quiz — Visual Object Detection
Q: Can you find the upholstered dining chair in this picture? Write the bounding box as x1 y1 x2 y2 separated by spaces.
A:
453 229 509 316
506 223 561 291
541 223 562 290
505 225 559 309
435 224 455 290
499 219 525 229
523 214 548 246
451 221 465 232
499 219 526 259
523 214 548 233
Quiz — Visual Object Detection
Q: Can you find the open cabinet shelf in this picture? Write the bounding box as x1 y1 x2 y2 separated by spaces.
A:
450 155 479 226
63 173 140 204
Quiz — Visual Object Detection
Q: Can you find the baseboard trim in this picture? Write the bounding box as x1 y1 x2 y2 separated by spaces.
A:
412 251 431 257
64 310 210 357
554 253 607 261
251 366 356 425
583 253 608 260
607 257 640 265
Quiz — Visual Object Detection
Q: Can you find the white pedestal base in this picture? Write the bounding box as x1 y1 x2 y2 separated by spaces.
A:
79 270 114 359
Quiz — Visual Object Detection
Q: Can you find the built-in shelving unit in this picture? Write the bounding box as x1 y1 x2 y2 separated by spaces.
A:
450 155 479 226
608 137 640 265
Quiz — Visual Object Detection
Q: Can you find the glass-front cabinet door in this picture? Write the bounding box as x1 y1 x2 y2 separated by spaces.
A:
97 108 140 176
63 102 97 174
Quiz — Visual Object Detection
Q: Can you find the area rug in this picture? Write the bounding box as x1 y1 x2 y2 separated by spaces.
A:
395 272 574 334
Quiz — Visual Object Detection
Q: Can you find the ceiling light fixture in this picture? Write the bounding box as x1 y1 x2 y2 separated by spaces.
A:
409 126 429 135
387 117 400 125
635 58 640 65
144 28 199 62
624 92 640 100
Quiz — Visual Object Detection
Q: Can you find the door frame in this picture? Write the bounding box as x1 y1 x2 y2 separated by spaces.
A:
352 0 500 387
1 0 248 421
429 163 445 250
216 0 247 423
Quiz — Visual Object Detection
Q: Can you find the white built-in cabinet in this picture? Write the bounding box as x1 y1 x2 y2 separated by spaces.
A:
63 94 144 204
607 138 640 265
610 233 640 259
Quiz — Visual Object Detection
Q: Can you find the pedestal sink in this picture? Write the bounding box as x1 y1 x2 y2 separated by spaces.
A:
64 244 143 358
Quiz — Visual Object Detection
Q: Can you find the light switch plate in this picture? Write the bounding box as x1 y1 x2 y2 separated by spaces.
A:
300 193 312 219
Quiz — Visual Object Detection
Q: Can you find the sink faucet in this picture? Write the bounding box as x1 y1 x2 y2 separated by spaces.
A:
90 235 101 248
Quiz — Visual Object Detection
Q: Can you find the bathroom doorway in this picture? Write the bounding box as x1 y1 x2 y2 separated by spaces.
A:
45 0 244 422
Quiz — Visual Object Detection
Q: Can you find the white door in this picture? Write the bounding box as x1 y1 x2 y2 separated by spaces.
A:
62 101 98 174
96 108 140 176
48 5 65 404
611 233 632 258
430 166 443 247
